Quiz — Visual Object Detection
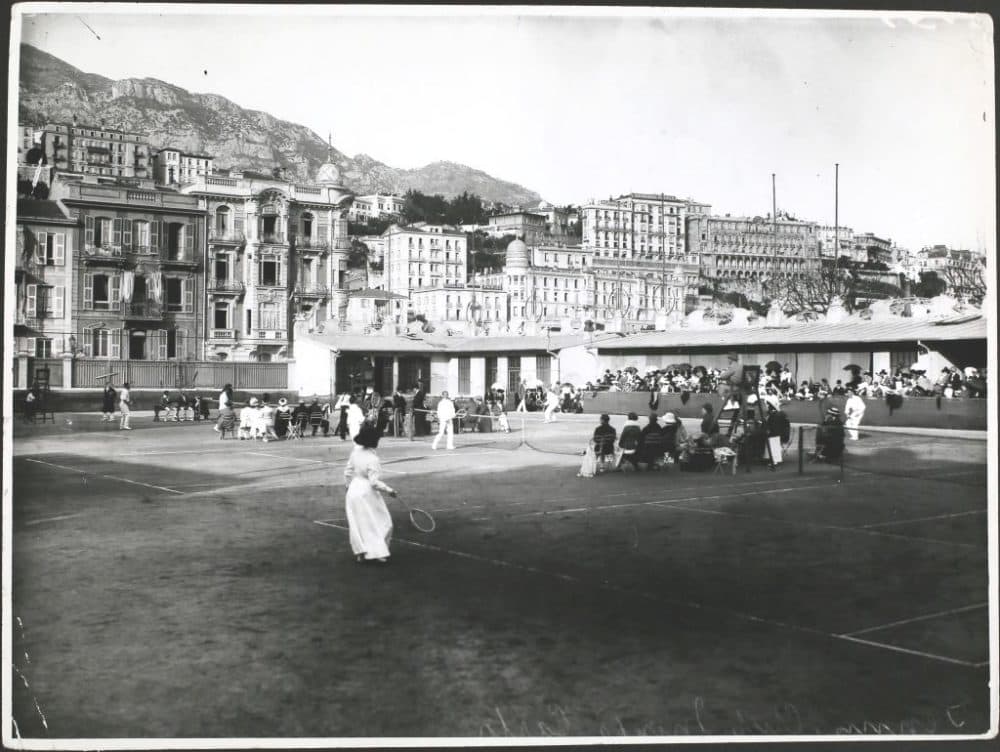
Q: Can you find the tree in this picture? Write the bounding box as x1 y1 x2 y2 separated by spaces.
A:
348 217 392 237
942 264 987 304
347 238 372 269
764 265 858 315
32 181 50 200
911 271 947 299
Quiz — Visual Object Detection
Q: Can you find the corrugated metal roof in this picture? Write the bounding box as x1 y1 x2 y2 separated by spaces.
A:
298 316 985 355
603 315 987 351
299 329 622 354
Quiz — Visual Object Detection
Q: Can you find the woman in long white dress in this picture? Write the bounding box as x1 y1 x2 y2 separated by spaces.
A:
344 425 397 564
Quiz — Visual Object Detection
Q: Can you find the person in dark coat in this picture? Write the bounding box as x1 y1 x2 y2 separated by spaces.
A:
391 388 407 436
617 412 643 471
815 406 845 461
592 414 617 462
291 399 309 435
309 398 327 437
153 390 171 421
412 382 428 437
765 401 792 469
638 412 664 469
101 384 117 422
697 403 720 447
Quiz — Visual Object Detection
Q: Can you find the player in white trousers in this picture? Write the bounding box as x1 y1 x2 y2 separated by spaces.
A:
543 387 559 423
432 391 456 450
844 387 866 440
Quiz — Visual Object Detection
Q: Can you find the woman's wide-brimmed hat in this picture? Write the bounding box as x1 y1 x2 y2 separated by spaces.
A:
278 398 288 407
249 397 259 406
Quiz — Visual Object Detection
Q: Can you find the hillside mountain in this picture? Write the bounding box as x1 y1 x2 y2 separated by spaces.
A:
17 44 542 205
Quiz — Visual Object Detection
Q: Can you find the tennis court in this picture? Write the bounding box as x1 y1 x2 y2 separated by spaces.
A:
9 413 992 738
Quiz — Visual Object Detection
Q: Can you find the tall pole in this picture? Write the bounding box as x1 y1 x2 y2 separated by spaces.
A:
834 163 840 272
771 173 777 296
660 193 666 312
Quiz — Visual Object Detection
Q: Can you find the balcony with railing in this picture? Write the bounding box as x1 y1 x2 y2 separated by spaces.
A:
293 237 331 252
209 229 246 244
82 244 127 265
124 300 163 321
210 328 238 340
208 278 246 296
258 233 287 245
160 252 200 269
292 283 330 298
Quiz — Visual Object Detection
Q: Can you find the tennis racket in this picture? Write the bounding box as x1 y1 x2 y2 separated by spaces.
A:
392 493 436 533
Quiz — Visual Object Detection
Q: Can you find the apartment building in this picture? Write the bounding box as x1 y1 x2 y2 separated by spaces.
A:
581 193 710 258
153 147 215 186
686 213 821 284
17 122 152 181
49 178 206 361
13 199 77 366
348 193 405 223
410 284 509 328
383 224 468 298
180 158 354 361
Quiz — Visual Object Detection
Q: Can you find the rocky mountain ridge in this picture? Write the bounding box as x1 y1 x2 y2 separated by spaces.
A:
17 43 542 205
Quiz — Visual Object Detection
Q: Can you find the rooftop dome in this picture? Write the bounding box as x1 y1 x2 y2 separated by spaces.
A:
506 237 529 269
316 131 342 186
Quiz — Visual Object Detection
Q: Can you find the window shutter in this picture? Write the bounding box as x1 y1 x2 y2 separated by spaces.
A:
26 337 36 357
54 233 65 265
110 275 121 307
151 220 161 251
110 328 121 359
54 286 65 318
185 223 195 259
34 232 47 263
113 217 123 246
122 218 132 249
183 278 193 313
83 329 93 357
234 213 244 234
26 284 37 316
158 329 168 360
85 215 94 247
83 273 93 309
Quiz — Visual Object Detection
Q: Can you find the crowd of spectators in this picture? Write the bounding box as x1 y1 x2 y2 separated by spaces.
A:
581 363 986 400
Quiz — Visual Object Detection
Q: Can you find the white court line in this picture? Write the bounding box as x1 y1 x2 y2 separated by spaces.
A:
861 510 987 529
247 450 407 475
312 519 984 669
23 458 184 495
23 512 87 526
843 602 989 637
835 634 987 669
656 503 981 549
510 481 841 519
544 476 811 505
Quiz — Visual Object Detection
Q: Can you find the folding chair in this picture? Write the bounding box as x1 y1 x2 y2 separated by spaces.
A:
218 412 238 440
713 447 738 475
287 415 307 440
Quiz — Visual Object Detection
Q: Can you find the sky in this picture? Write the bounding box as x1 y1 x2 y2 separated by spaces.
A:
12 5 996 254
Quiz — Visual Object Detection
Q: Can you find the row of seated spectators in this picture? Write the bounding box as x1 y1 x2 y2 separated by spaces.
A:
581 364 986 400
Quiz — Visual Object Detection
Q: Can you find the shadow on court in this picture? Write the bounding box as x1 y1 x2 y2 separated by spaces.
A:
9 422 990 738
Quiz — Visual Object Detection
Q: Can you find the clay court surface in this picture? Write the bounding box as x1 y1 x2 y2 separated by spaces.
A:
8 413 993 739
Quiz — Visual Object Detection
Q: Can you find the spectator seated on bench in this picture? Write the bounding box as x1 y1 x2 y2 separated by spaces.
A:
592 414 617 473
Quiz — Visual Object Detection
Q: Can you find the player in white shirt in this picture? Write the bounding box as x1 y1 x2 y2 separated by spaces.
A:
432 391 456 450
843 387 867 441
